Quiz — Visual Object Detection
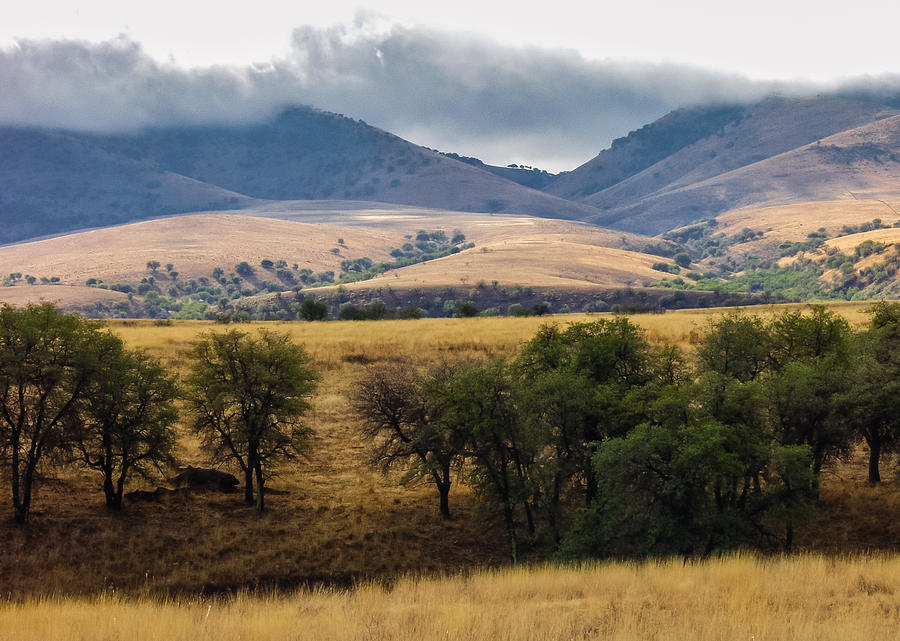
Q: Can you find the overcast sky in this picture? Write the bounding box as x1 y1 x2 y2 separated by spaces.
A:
3 1 900 171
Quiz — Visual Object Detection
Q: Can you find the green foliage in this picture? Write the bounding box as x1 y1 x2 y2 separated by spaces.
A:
298 299 328 321
235 261 255 277
835 302 900 482
454 301 479 318
182 329 319 512
673 252 691 268
0 304 103 522
353 361 465 518
68 337 180 509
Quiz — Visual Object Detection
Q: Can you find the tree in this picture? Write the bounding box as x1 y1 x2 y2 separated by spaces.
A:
694 311 769 383
837 302 900 483
674 252 691 268
353 362 464 518
299 299 328 321
563 418 814 558
68 335 179 509
431 359 538 561
764 306 854 482
235 261 255 278
182 329 318 511
454 302 478 318
146 261 160 273
0 304 100 523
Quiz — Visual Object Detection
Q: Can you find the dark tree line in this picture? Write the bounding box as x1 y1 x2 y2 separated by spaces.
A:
0 304 317 523
355 305 900 560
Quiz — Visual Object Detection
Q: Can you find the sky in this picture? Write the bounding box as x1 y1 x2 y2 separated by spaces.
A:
3 1 900 171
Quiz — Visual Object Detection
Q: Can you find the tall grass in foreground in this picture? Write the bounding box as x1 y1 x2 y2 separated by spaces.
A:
2 554 898 641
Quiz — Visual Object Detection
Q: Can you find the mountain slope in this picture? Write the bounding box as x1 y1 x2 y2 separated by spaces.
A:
544 103 748 200
94 107 599 220
0 107 600 245
548 96 900 234
0 128 254 244
588 111 900 234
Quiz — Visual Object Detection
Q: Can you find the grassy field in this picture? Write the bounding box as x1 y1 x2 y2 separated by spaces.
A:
2 555 899 641
0 304 898 601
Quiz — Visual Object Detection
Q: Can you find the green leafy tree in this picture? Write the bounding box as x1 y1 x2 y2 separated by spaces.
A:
69 336 180 509
430 359 539 561
353 362 465 518
837 302 900 483
0 304 101 523
299 299 328 321
674 252 692 268
183 329 318 512
564 417 814 558
764 306 854 482
454 301 479 318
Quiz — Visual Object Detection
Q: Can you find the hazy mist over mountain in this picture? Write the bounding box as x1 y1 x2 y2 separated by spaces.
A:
0 19 797 171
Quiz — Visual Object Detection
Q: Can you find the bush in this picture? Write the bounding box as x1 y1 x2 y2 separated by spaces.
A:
299 299 328 321
454 302 479 318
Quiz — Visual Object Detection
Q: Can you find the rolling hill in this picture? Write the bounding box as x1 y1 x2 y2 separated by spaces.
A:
0 209 684 315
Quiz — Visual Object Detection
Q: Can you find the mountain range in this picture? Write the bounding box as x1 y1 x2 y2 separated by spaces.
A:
5 94 900 245
5 92 900 315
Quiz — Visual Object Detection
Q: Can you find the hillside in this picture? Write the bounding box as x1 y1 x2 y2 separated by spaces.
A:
589 111 900 234
0 210 681 317
0 128 255 244
548 96 900 234
0 106 600 244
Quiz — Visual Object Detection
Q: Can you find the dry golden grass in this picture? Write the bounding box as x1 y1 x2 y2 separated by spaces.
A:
342 239 665 289
0 214 405 285
0 304 896 600
0 285 130 309
0 209 673 306
825 227 900 252
716 199 900 259
2 555 900 641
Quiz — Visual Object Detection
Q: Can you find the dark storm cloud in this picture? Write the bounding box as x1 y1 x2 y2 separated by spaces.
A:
0 18 855 169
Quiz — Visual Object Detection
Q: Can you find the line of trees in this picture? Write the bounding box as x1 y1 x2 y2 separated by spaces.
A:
355 304 900 560
0 304 317 523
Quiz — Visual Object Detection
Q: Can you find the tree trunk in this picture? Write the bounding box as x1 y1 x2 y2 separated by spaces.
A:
438 466 452 519
868 436 882 484
254 461 265 513
244 465 255 505
523 499 536 536
503 503 518 563
103 475 121 510
14 466 34 524
11 442 24 523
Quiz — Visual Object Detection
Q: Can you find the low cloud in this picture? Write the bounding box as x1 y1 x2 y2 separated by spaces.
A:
0 17 879 170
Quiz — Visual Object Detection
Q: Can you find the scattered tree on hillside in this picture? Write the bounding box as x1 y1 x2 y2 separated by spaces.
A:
146 261 160 273
353 362 465 518
298 299 328 321
838 302 900 483
68 334 180 509
183 329 318 512
0 304 101 523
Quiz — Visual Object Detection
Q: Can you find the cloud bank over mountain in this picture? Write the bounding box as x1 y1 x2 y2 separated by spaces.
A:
0 16 878 170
